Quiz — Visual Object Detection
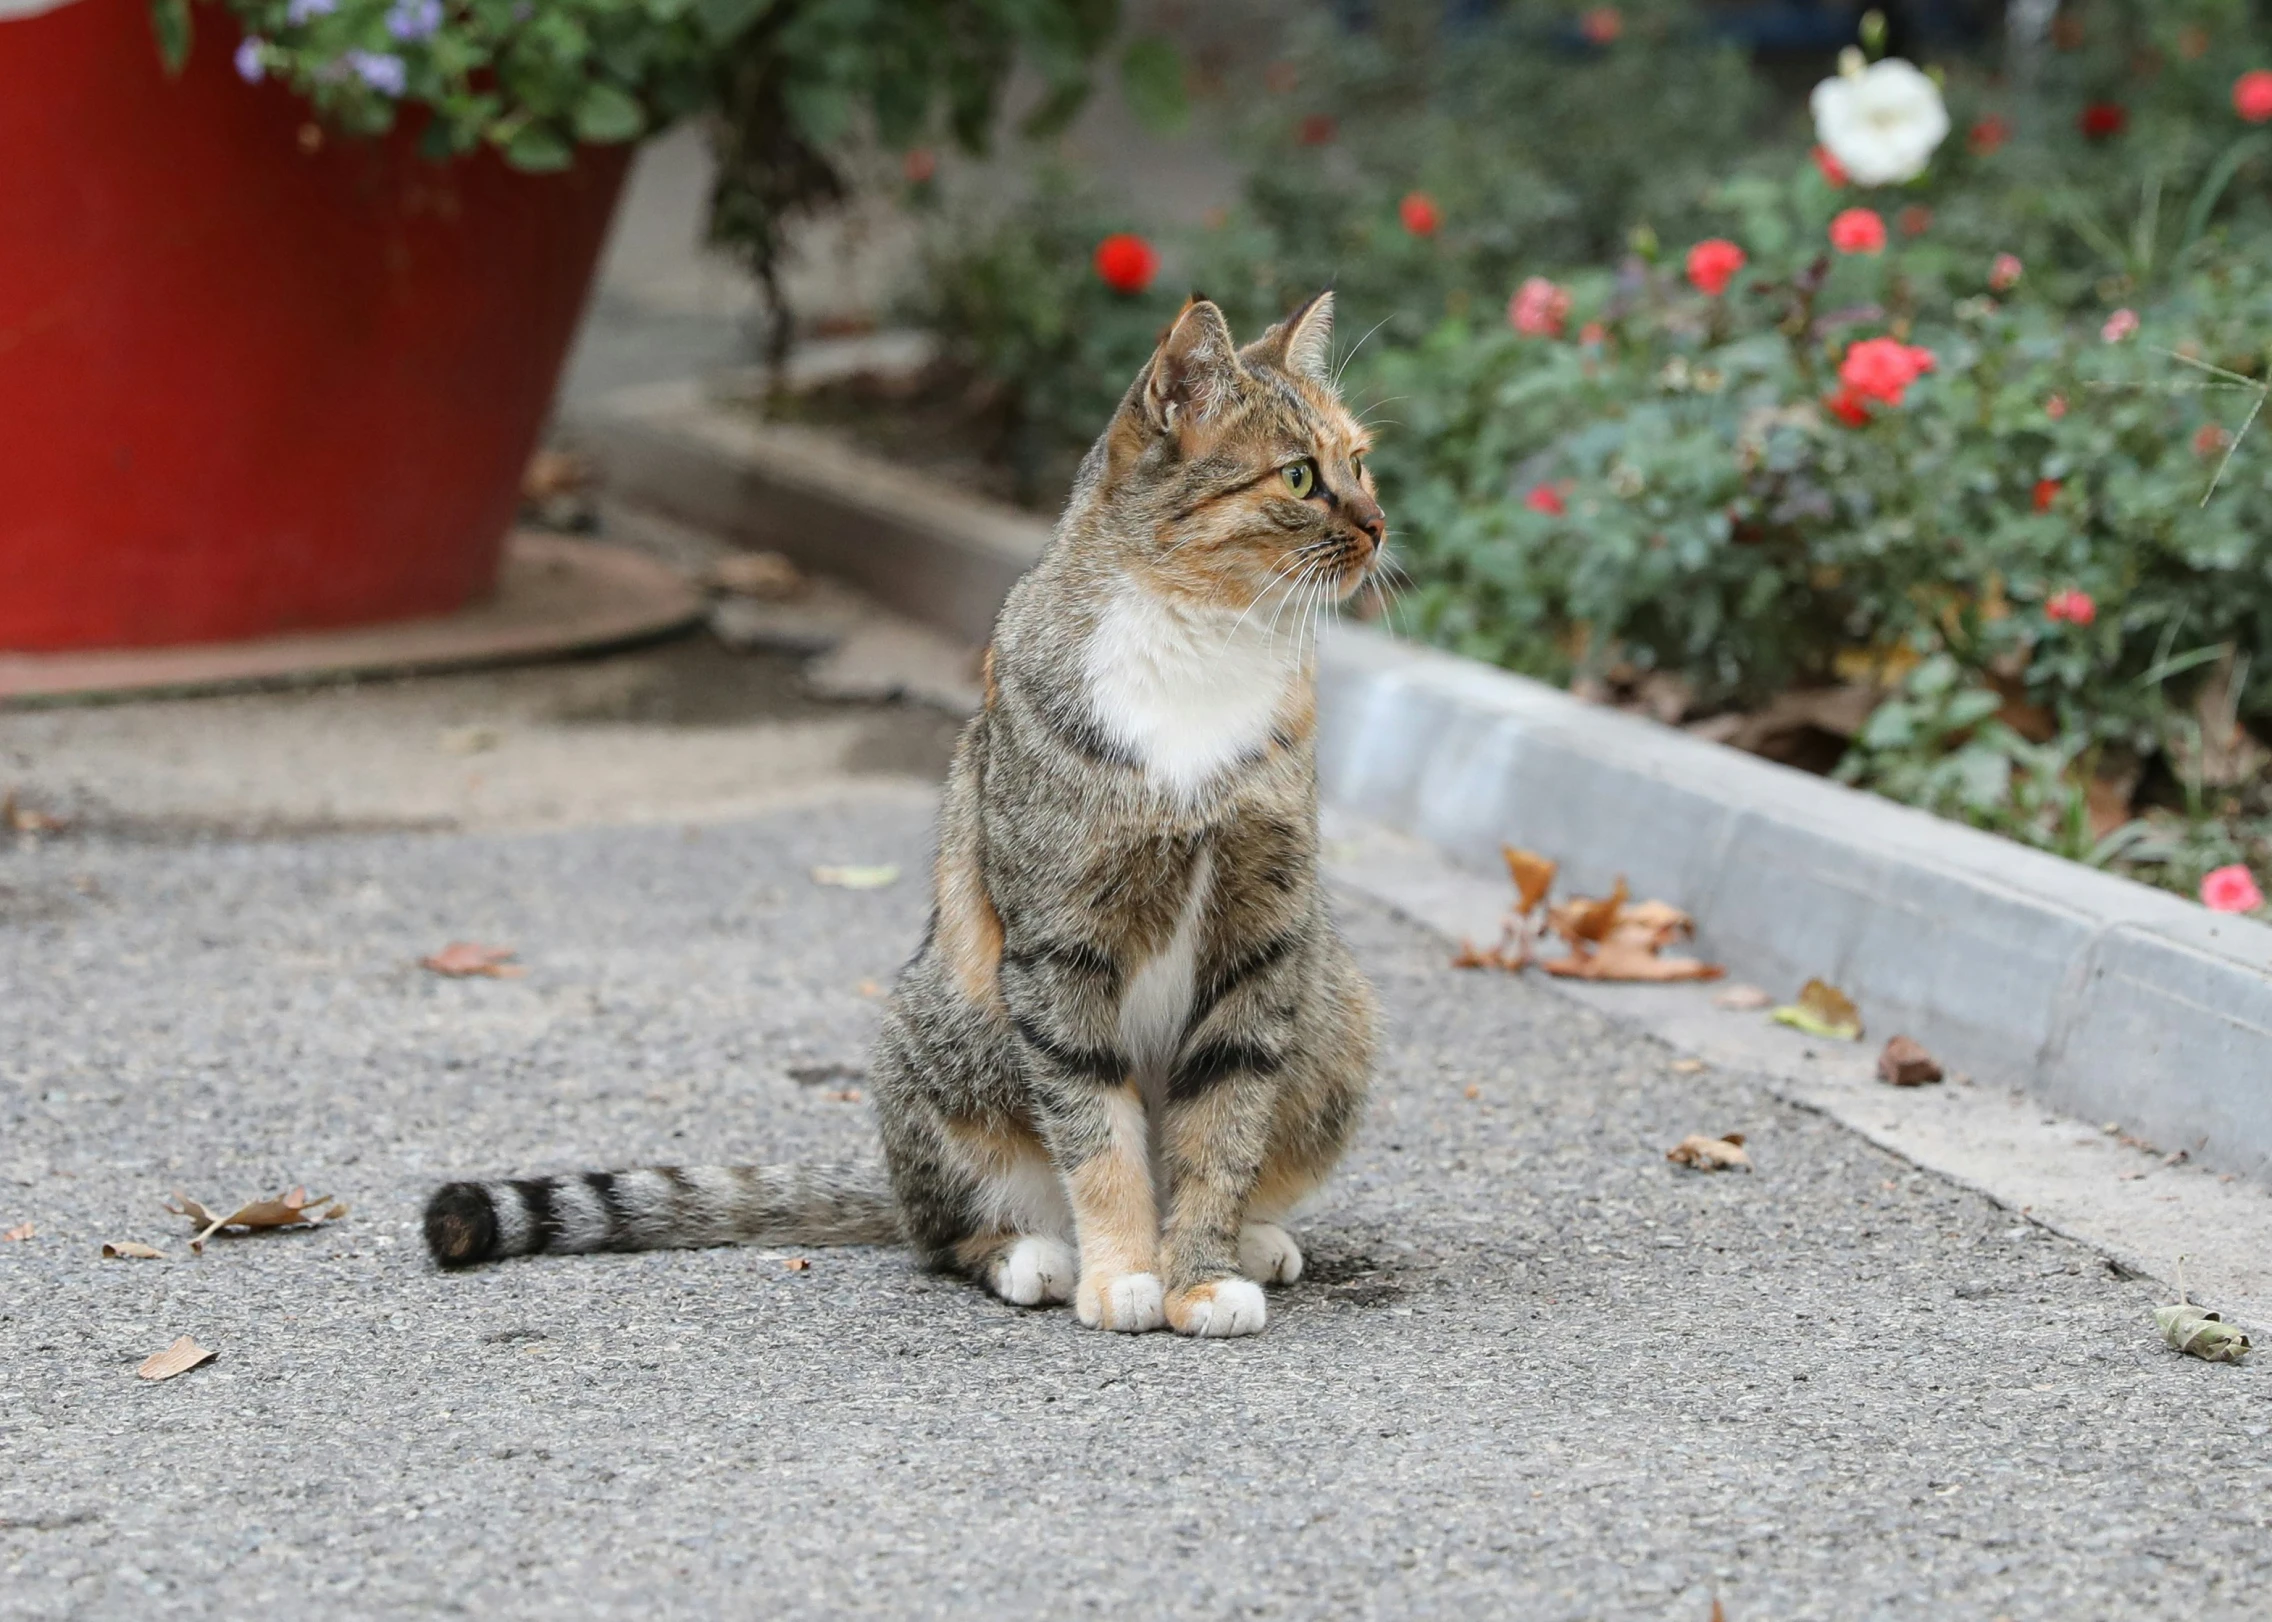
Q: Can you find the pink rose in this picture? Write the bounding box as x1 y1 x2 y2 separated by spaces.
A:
2201 864 2265 913
2101 308 2139 343
1508 277 1571 338
1989 253 2022 291
1524 483 1567 517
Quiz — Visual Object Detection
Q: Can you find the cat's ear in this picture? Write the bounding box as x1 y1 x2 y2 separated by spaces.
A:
1141 298 1240 434
1246 291 1335 385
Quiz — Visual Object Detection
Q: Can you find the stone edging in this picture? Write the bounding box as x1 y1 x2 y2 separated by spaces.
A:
578 378 2272 1190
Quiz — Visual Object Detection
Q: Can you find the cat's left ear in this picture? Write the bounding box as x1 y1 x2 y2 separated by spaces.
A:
1245 290 1335 385
1142 298 1241 434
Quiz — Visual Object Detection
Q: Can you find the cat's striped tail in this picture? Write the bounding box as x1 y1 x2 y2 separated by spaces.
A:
422 1163 900 1268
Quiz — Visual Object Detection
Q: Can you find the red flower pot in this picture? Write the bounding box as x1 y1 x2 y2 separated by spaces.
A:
0 0 630 651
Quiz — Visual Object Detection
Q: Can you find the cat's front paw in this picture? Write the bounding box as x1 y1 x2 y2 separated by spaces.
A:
1237 1221 1303 1285
1076 1270 1165 1332
989 1236 1077 1306
1164 1278 1267 1338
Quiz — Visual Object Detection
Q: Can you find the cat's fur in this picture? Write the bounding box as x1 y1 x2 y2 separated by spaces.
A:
424 292 1384 1338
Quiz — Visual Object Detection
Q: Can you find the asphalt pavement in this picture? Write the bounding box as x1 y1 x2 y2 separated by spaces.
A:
4 791 2268 1620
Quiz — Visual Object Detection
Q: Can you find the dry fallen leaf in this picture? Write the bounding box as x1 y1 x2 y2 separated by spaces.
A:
103 1241 166 1260
2 790 68 835
783 1257 811 1272
2 1221 33 1242
2157 1258 2253 1363
1502 845 1558 916
421 942 524 978
1670 1058 1706 1075
709 551 806 601
1771 978 1863 1041
1539 882 1724 982
1877 1034 1944 1087
137 1336 215 1382
1712 983 1772 1011
812 864 900 890
1667 1132 1751 1172
165 1187 346 1252
521 447 592 501
1547 877 1629 946
821 1088 864 1103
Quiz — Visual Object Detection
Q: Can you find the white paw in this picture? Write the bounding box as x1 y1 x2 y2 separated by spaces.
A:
1077 1271 1165 1332
1169 1277 1268 1338
990 1236 1076 1306
1238 1221 1304 1285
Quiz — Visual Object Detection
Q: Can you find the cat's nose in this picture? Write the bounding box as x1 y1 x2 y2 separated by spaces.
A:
1345 489 1385 549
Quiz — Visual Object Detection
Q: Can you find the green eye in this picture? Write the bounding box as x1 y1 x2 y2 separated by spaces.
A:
1283 460 1317 498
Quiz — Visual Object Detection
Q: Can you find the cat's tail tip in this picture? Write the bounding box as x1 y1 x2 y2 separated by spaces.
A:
424 1181 504 1267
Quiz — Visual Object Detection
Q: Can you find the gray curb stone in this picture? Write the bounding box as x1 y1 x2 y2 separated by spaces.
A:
579 380 2272 1189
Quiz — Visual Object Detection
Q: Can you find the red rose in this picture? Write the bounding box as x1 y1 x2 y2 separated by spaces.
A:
1823 387 1873 428
1399 192 1442 236
1968 115 2010 156
2044 589 2096 626
1580 7 1622 44
1838 337 1936 407
1829 207 1887 255
2235 71 2272 124
2032 478 2060 512
1685 238 1747 297
1093 233 1159 295
2079 103 2127 139
1898 206 1932 238
1297 113 1337 146
1811 145 1849 187
1524 483 1567 517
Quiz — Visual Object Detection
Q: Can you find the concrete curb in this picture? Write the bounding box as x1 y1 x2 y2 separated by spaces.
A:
579 380 2272 1191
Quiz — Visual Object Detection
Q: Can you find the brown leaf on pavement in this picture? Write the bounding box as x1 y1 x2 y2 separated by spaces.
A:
1667 1133 1751 1172
421 942 524 978
2 1222 32 1242
708 551 807 601
1876 1034 1945 1086
1547 877 1629 946
1713 983 1772 1010
783 1257 811 1272
137 1337 216 1382
102 1241 166 1260
1 791 67 835
1502 846 1558 915
1770 978 1863 1041
165 1187 346 1252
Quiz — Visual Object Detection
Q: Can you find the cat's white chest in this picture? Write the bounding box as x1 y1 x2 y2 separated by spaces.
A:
1081 589 1298 802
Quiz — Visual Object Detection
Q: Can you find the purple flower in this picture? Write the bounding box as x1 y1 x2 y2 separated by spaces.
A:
386 0 442 41
286 0 335 23
344 49 407 95
234 36 265 81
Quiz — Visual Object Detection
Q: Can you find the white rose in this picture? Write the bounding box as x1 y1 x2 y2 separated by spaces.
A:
1810 57 1950 187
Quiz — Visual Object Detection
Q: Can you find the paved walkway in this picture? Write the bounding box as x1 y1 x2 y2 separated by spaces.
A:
3 791 2267 1619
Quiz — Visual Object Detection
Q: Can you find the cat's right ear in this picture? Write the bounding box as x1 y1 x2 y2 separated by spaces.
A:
1140 298 1240 437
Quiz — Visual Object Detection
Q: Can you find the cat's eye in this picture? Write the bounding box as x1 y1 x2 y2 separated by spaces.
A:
1282 459 1318 498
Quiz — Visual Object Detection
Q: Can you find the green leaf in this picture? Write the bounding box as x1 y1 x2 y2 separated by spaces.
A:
1018 77 1090 141
1118 36 1188 135
693 0 773 43
149 0 191 75
573 82 644 144
504 125 575 172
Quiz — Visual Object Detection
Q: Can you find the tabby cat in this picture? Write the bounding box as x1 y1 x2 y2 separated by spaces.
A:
425 292 1384 1338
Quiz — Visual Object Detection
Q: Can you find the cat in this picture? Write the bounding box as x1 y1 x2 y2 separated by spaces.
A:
424 291 1384 1338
